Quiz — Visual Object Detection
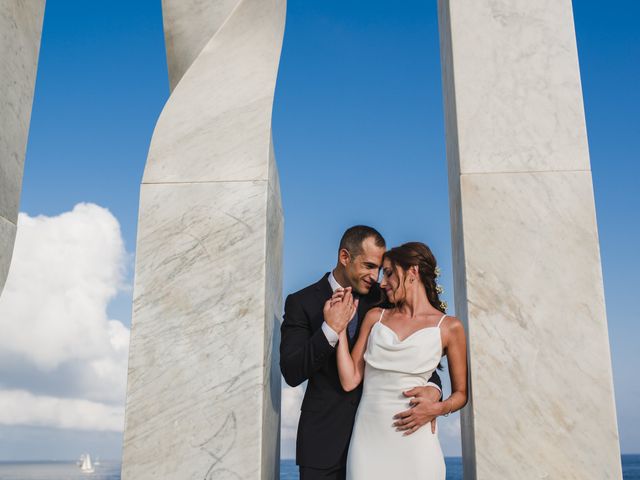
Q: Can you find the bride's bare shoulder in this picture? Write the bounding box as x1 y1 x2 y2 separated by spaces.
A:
363 307 385 326
441 315 465 341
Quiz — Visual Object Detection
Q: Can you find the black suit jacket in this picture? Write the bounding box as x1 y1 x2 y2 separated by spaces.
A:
280 273 442 469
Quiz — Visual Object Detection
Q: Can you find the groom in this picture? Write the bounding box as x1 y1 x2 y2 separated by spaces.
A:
280 225 443 480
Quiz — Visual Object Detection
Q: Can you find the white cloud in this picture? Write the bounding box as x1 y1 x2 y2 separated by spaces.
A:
280 382 304 459
0 389 123 432
438 413 462 456
0 203 130 429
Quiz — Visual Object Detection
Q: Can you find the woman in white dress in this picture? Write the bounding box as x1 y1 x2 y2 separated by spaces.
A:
335 242 468 480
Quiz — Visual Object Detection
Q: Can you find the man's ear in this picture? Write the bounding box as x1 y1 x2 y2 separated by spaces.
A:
338 248 350 267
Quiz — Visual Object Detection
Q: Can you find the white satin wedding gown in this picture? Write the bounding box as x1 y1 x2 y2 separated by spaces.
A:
346 310 446 480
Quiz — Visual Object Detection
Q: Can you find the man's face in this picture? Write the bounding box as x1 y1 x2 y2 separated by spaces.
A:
343 237 385 295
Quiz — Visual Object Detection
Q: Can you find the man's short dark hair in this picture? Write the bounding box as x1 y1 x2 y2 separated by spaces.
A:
339 225 386 258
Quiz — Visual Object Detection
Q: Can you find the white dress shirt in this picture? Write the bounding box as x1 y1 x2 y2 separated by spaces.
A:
321 270 441 394
320 271 343 347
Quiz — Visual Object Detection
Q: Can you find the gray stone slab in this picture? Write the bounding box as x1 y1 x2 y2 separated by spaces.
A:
440 0 590 175
0 0 45 294
459 171 621 479
143 0 286 184
122 181 281 479
262 145 283 480
122 1 286 478
0 216 17 294
162 0 240 91
0 0 45 223
439 1 622 478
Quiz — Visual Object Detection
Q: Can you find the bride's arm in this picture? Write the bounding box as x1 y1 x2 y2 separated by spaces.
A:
440 317 468 414
336 308 382 392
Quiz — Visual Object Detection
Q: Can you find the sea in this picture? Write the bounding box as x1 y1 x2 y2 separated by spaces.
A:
0 456 637 479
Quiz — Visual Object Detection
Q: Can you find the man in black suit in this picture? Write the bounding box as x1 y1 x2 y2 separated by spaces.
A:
280 226 443 480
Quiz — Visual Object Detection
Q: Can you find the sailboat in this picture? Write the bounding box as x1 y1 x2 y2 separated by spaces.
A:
80 453 95 473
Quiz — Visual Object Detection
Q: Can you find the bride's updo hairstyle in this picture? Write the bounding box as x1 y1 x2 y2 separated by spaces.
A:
383 242 445 313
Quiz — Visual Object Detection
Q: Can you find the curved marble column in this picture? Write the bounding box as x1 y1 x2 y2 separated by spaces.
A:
0 1 46 294
122 1 286 478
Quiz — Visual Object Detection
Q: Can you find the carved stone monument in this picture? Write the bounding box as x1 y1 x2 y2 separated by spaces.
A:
0 0 46 294
121 1 286 478
438 1 622 478
1 0 619 478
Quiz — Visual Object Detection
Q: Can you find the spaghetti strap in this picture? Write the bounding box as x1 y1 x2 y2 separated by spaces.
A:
378 309 386 323
437 314 447 328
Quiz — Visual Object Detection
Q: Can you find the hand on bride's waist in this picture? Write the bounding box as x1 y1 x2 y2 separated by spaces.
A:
392 385 443 436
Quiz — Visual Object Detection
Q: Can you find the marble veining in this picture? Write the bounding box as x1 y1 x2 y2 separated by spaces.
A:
162 0 241 92
143 0 285 184
461 172 620 479
443 0 590 175
122 1 286 479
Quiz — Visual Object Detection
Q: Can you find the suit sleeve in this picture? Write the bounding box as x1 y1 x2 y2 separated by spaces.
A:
280 293 336 387
427 369 443 396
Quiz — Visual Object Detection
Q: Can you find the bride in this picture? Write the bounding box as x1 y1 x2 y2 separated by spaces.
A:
334 242 468 479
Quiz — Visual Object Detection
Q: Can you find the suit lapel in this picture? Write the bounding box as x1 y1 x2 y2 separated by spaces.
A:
309 273 332 332
313 273 333 303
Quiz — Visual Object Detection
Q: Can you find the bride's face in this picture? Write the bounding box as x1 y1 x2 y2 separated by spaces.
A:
380 258 405 303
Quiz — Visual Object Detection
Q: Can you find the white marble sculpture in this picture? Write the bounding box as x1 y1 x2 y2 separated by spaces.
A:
0 0 46 294
121 1 286 479
438 1 622 478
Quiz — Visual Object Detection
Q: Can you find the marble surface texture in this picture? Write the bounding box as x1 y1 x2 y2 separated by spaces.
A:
438 0 622 479
0 0 45 293
442 0 590 175
121 1 286 479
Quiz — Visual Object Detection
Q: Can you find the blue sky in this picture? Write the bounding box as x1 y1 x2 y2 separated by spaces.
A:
1 0 638 460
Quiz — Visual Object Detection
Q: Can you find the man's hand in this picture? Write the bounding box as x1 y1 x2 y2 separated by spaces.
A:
323 287 358 334
392 386 443 435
